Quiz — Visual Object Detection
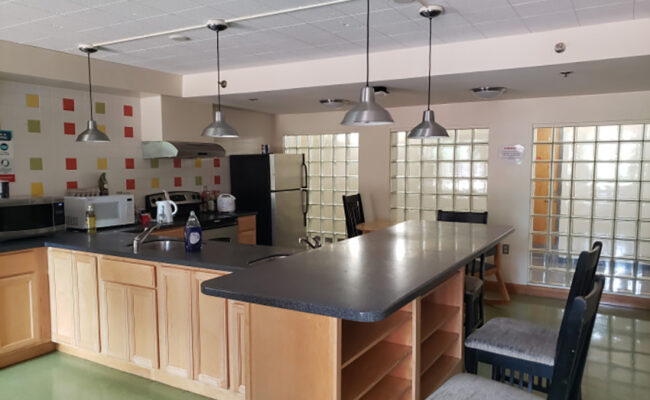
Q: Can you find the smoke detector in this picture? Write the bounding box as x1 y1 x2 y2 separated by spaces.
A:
320 99 351 109
470 86 507 100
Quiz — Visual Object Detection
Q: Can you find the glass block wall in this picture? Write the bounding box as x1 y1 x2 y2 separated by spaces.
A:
529 124 650 297
390 129 489 221
284 133 359 242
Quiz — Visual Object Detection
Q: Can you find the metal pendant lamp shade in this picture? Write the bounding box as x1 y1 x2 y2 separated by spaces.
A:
77 44 109 142
202 20 239 138
341 0 393 126
408 6 448 139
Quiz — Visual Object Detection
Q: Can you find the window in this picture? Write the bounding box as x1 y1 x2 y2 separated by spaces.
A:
284 133 359 242
529 123 650 297
390 129 489 221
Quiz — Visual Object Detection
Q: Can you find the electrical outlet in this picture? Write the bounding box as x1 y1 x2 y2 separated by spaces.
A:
502 244 510 254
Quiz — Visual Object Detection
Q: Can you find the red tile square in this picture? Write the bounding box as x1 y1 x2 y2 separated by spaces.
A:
62 98 74 111
65 158 77 170
64 122 76 135
125 158 135 169
66 181 78 190
126 179 135 190
174 177 182 187
123 105 133 116
173 158 182 168
213 158 220 168
124 126 134 138
214 175 221 185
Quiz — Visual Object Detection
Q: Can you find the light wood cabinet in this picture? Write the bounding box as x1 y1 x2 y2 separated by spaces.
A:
48 249 100 352
152 226 185 239
99 257 158 369
192 271 229 389
237 216 256 245
228 300 250 396
158 267 193 378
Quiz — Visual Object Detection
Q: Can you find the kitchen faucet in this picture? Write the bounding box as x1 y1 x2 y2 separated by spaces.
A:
298 236 321 249
133 223 161 253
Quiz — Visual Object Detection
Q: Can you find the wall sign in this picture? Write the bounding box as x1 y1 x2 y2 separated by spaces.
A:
499 144 525 165
0 130 15 182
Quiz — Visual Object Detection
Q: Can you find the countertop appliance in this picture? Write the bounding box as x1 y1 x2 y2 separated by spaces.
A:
217 193 236 213
0 197 65 240
230 154 307 247
65 194 135 229
145 191 239 243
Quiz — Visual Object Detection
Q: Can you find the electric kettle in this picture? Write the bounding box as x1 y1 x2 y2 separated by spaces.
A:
156 191 178 224
217 193 236 213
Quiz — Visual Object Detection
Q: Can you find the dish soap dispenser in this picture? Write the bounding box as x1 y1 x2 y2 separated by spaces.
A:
184 211 202 252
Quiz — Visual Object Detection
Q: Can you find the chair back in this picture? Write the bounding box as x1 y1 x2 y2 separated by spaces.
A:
560 242 602 332
437 210 488 225
342 194 365 238
548 275 605 400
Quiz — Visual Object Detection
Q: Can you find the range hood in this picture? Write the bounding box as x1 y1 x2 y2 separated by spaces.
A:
142 141 226 159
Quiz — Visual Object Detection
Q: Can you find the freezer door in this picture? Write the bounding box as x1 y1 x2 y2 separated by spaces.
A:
269 154 304 191
271 190 306 248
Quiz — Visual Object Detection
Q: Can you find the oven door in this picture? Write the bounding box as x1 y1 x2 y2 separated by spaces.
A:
203 224 239 243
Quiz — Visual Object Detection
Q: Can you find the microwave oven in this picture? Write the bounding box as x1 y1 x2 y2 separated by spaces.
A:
65 194 135 229
0 197 65 241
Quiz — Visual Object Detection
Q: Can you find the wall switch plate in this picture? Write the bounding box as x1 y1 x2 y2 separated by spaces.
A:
502 244 510 254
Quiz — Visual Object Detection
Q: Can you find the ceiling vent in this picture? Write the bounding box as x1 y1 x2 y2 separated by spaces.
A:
470 86 507 100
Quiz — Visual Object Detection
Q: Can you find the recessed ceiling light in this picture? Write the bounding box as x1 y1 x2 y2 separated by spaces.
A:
248 98 259 102
169 34 191 42
470 86 507 100
373 86 390 96
320 99 350 109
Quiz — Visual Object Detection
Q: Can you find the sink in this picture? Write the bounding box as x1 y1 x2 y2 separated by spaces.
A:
126 238 184 249
247 253 293 265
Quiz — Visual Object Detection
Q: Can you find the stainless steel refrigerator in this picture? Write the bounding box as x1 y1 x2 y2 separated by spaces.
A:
229 154 308 248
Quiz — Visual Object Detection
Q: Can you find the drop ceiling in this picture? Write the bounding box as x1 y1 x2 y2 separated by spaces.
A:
1 0 649 75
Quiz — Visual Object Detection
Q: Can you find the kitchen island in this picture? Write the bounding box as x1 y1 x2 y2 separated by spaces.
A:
0 220 512 400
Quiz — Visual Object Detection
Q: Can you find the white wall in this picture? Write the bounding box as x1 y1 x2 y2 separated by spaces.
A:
276 91 650 285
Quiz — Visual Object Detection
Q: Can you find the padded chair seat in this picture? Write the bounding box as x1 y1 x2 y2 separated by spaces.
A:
426 373 540 400
465 275 483 295
465 317 558 366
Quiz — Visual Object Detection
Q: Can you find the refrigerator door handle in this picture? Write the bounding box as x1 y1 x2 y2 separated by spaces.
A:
301 189 309 226
301 156 308 189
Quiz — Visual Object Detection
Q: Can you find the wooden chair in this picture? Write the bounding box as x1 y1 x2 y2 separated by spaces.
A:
342 194 365 238
436 210 489 338
464 241 602 396
437 210 510 305
427 275 605 400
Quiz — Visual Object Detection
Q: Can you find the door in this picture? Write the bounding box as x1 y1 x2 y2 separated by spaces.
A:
99 281 129 360
128 286 158 369
271 190 306 248
49 250 75 345
192 271 229 389
269 154 304 190
0 273 39 352
228 300 250 397
74 254 100 352
158 267 193 378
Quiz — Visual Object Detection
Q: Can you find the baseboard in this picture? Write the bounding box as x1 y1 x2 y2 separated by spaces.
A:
0 341 56 369
484 281 650 310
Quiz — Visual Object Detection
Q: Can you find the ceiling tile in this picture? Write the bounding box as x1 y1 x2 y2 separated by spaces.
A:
522 10 580 31
635 0 650 17
576 2 634 25
511 0 576 18
474 18 530 37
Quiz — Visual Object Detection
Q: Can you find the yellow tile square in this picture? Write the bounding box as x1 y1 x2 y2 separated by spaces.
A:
194 158 202 168
98 124 106 134
31 182 44 197
97 158 108 170
25 94 39 108
151 178 160 189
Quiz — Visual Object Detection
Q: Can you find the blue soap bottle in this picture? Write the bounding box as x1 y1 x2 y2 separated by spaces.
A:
184 211 202 252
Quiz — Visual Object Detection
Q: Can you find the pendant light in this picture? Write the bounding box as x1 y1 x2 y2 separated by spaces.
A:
202 20 239 138
408 6 448 139
341 0 393 126
77 44 110 142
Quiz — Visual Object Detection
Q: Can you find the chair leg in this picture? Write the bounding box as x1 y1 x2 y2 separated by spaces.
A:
465 347 478 374
484 268 511 305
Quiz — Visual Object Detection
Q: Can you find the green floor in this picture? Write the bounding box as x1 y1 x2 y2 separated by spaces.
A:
0 294 648 399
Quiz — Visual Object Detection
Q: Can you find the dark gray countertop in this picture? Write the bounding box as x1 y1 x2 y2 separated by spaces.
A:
201 221 514 322
0 229 296 273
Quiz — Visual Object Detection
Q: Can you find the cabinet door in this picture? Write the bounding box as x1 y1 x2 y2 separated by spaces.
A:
128 286 158 369
238 230 256 245
192 271 229 389
74 254 100 352
0 273 39 353
99 281 129 360
228 300 250 396
158 267 192 378
48 250 75 345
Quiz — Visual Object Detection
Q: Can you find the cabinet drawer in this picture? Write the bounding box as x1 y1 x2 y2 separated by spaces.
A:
99 258 155 288
237 216 256 232
0 249 41 278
